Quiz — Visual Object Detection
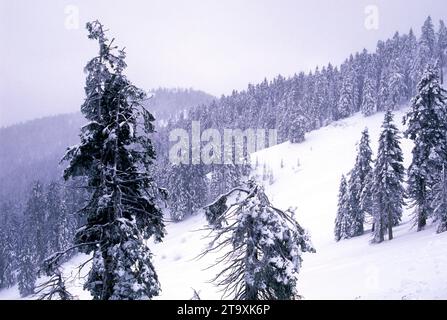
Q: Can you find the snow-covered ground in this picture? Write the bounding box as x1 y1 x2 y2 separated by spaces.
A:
2 107 447 300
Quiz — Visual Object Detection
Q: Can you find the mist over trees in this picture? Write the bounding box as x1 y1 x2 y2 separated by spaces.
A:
146 88 214 123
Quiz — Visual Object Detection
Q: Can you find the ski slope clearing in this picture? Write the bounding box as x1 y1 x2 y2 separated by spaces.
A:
2 107 447 300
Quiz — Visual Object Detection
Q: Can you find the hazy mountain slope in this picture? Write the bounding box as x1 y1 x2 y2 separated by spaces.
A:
147 88 214 121
0 113 84 202
0 88 214 203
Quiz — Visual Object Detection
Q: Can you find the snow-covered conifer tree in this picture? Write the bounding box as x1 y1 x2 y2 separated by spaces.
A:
413 17 437 82
371 111 405 243
403 29 418 99
436 20 447 83
404 66 447 231
335 175 350 241
18 232 37 297
289 114 307 143
377 71 390 112
0 202 18 289
361 74 378 116
348 129 373 237
360 170 374 224
0 221 9 288
45 182 71 255
432 165 447 233
24 181 47 265
62 21 165 299
337 76 354 120
387 60 407 110
203 181 314 300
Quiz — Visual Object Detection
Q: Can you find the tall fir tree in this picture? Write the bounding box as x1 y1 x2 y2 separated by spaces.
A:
288 113 307 143
62 21 165 300
421 16 437 58
360 170 374 226
45 182 71 256
432 164 447 233
414 17 437 82
334 175 350 241
0 222 10 289
327 63 341 122
387 60 407 110
404 66 447 231
17 227 37 297
337 75 354 120
348 129 373 237
361 73 378 116
377 70 390 112
371 111 405 243
24 181 47 265
403 29 418 99
437 20 447 84
0 202 18 289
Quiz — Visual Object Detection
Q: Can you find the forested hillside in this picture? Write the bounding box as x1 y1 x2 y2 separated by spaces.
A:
155 17 447 223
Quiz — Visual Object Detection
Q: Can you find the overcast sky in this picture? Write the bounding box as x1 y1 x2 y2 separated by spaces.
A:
1 0 447 127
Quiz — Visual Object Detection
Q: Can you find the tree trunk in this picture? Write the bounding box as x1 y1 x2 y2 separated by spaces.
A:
245 218 257 300
438 218 447 234
441 55 444 85
417 182 428 232
417 206 427 232
387 210 393 241
378 215 384 243
101 248 114 300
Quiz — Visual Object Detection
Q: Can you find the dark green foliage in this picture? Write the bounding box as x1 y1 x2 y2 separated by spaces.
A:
62 21 165 300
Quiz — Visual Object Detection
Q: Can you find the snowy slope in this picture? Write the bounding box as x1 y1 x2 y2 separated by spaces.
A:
2 107 447 300
253 107 447 299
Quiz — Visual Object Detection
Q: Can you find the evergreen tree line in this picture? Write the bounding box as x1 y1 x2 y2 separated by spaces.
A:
335 66 447 243
153 17 447 222
161 17 446 143
0 180 85 296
